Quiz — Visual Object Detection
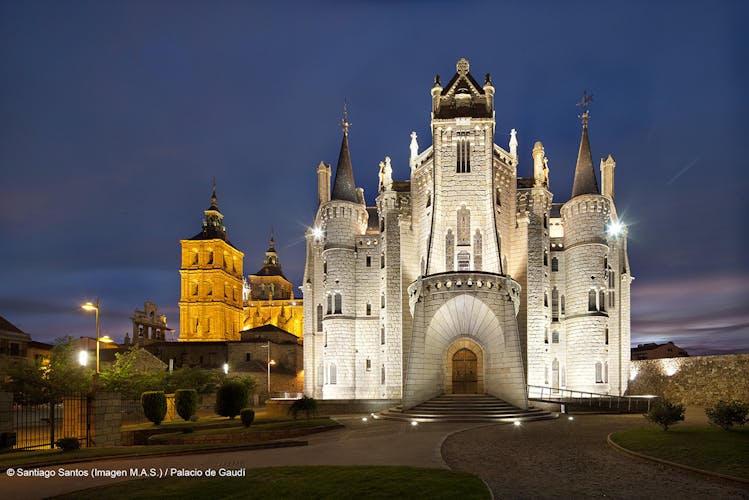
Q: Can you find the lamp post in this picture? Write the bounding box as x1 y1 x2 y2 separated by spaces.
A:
262 341 276 399
81 299 101 373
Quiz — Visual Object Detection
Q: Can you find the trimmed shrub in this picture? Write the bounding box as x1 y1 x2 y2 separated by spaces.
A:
240 408 255 427
175 389 199 422
55 437 80 451
141 391 167 425
289 395 318 420
706 400 749 431
215 381 248 419
644 399 685 431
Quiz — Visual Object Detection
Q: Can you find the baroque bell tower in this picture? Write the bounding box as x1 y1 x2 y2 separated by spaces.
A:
179 180 244 341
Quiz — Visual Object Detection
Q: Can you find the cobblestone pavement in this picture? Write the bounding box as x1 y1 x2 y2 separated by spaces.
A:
442 412 749 500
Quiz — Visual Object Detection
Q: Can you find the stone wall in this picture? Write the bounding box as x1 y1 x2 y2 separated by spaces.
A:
627 354 749 406
90 392 121 447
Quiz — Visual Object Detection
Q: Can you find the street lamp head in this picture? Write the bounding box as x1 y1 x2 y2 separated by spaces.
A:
269 360 276 366
99 335 115 344
311 226 324 240
606 220 625 237
78 350 88 367
81 302 98 312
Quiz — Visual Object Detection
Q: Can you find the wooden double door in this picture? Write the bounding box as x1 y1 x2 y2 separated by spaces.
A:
452 348 478 394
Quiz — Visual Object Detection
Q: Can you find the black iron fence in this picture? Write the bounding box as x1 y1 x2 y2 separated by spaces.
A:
12 394 90 450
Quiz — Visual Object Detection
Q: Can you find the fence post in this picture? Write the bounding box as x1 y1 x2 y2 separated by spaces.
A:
88 392 122 447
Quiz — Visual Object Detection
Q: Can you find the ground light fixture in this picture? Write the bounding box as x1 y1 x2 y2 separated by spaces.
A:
568 416 574 421
514 420 521 426
411 421 418 427
361 417 368 422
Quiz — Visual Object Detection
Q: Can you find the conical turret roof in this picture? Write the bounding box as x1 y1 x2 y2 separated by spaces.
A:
330 132 360 203
571 113 600 198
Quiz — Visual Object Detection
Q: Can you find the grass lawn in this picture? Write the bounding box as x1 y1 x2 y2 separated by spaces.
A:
610 426 749 480
51 466 491 499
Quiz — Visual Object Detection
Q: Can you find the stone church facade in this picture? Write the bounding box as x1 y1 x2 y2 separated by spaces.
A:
303 58 632 409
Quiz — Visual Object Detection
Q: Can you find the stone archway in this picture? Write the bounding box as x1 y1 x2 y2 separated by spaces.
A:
445 338 484 394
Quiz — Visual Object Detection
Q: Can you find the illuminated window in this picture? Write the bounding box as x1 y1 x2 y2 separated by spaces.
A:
473 230 482 270
457 206 470 245
456 131 471 173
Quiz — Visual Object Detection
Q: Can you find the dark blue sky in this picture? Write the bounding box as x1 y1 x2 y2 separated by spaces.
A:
1 1 747 354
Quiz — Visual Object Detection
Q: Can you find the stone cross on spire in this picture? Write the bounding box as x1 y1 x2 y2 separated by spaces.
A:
341 98 351 136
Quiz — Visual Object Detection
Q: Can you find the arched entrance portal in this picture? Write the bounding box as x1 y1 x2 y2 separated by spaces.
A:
445 338 484 394
452 349 477 394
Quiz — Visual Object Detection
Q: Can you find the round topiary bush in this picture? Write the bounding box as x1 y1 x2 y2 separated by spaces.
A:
175 389 199 422
706 399 749 431
215 381 248 419
141 391 167 425
240 408 255 427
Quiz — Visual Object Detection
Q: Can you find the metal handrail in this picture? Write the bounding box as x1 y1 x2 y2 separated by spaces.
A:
527 385 657 412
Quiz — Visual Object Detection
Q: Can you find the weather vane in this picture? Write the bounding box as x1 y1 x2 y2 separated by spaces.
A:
341 98 351 135
576 90 594 128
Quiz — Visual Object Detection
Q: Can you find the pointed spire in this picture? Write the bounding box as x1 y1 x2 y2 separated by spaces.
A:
330 103 360 203
209 176 219 211
268 226 275 252
571 92 599 198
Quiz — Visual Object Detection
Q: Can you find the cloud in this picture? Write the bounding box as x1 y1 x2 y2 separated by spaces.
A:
631 273 749 354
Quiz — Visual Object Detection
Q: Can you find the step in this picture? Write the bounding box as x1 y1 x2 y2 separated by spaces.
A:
375 394 556 423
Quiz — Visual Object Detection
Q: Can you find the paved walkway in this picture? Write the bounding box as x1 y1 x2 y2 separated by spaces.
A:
443 412 749 499
1 410 747 499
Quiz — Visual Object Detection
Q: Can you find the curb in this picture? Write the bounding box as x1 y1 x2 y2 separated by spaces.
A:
606 433 749 487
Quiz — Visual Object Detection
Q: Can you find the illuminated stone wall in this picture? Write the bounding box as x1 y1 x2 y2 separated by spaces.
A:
628 354 749 405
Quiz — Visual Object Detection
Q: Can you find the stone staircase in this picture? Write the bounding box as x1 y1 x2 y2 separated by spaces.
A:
376 394 556 423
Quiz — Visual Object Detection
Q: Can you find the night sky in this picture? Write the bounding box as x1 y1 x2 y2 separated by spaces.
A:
1 1 747 355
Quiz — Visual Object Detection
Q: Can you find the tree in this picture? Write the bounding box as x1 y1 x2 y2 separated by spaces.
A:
99 346 166 399
705 400 749 431
644 399 685 431
0 336 92 404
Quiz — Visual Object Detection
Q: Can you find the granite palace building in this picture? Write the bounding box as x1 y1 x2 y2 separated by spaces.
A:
302 59 632 409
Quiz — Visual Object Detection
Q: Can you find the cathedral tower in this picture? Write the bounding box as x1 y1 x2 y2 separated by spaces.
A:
179 182 244 341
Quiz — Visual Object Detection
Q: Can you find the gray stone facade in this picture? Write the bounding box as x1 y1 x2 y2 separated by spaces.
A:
303 58 632 409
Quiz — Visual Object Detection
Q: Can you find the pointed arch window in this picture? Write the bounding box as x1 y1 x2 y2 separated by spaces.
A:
445 229 455 271
326 295 332 315
588 290 597 311
207 251 214 265
316 304 323 331
473 230 482 270
551 257 559 272
552 288 559 321
599 290 606 312
457 206 470 245
456 131 471 173
552 358 559 390
334 293 342 314
329 363 337 385
381 365 386 384
605 327 609 345
595 362 603 383
552 330 559 344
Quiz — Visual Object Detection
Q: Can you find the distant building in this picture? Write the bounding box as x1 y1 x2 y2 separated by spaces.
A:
178 184 303 342
126 301 174 345
242 236 303 338
631 342 689 360
0 315 30 358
